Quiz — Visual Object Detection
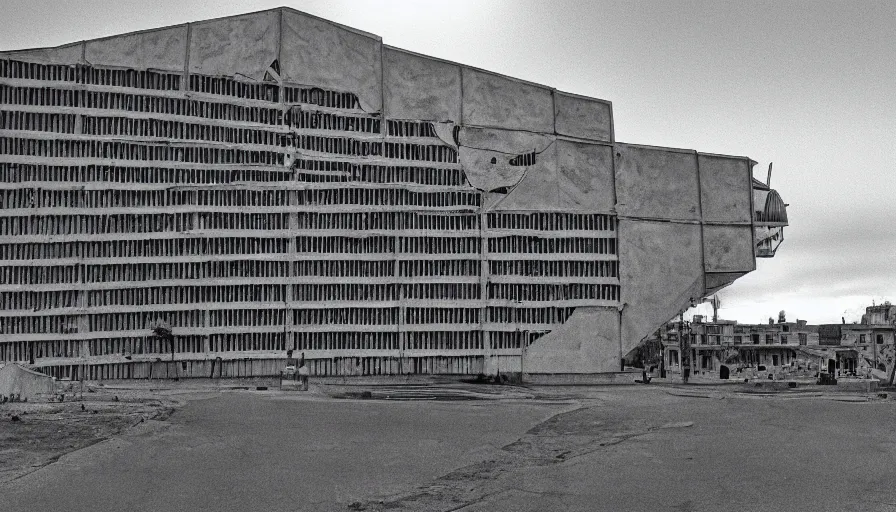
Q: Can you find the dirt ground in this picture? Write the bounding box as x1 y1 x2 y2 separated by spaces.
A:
0 383 177 484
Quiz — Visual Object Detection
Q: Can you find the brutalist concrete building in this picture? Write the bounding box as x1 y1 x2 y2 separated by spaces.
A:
0 8 787 380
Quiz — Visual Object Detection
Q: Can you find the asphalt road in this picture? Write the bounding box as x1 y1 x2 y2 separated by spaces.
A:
4 386 896 512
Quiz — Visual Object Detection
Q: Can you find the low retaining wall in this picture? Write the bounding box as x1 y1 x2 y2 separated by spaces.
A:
522 371 641 385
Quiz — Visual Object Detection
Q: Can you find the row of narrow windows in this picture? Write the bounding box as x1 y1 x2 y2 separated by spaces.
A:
292 159 467 186
0 259 619 286
81 116 285 146
0 60 181 90
488 236 617 255
0 306 584 336
386 120 437 138
488 283 620 302
0 188 478 211
0 212 486 236
0 213 290 236
287 108 380 133
0 111 78 133
0 260 618 287
0 236 615 260
0 137 284 165
0 306 581 335
0 237 291 260
0 86 281 124
295 136 458 163
489 260 619 278
0 163 464 187
0 59 366 109
0 282 619 312
0 164 290 184
487 212 616 232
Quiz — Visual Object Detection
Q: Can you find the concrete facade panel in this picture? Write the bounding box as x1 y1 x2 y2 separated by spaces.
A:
188 11 279 81
383 47 460 122
554 92 613 142
461 68 553 133
86 26 187 72
705 272 748 295
494 142 560 210
458 127 555 196
699 154 753 223
458 147 526 192
522 307 621 373
557 140 615 212
281 10 382 111
0 44 84 65
704 225 755 272
619 219 705 346
614 145 701 221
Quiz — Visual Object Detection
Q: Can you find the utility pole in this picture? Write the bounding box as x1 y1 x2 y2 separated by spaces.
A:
679 310 690 384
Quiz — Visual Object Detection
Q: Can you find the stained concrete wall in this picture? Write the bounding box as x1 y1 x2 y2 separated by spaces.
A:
461 68 554 133
557 140 615 212
0 43 85 65
618 220 706 347
86 25 187 72
0 364 55 399
699 154 754 224
281 9 382 111
189 11 279 80
704 225 755 273
494 142 560 210
614 144 701 221
554 91 613 143
383 47 461 122
523 307 621 373
705 272 748 295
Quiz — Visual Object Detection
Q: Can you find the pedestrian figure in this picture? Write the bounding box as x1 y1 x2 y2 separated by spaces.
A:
297 352 309 391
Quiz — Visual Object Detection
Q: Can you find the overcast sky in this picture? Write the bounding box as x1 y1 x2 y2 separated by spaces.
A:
1 0 894 325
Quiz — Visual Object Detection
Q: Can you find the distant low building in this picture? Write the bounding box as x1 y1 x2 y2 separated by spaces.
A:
654 303 895 380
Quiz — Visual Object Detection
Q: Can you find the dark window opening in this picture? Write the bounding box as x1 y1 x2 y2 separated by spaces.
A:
509 150 536 167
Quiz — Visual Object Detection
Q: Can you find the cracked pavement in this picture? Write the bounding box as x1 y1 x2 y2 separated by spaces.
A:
3 384 896 512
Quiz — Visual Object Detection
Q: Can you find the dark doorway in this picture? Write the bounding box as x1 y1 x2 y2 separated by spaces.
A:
828 360 836 374
719 365 730 380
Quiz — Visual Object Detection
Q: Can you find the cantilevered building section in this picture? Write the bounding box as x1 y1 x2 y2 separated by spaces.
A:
0 8 787 380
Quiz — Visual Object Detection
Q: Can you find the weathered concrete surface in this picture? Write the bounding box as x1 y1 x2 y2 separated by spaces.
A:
5 387 895 512
698 154 754 224
0 392 564 511
86 25 187 72
523 307 621 373
614 144 701 221
0 43 84 64
459 127 556 194
557 140 616 212
0 364 55 399
351 387 896 512
495 143 560 210
554 91 613 142
281 9 383 111
189 11 279 81
703 224 755 272
619 220 704 347
705 271 748 295
383 47 461 122
462 68 554 133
